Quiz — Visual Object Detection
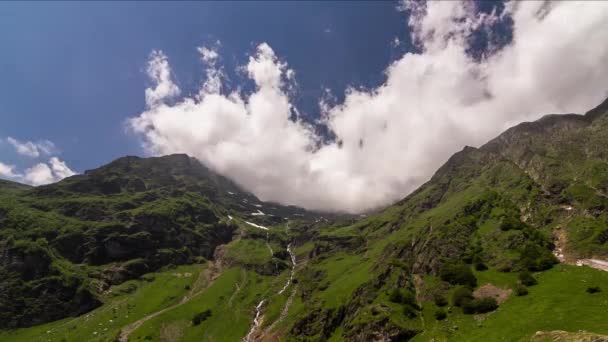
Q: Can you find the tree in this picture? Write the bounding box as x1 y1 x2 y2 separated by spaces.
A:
514 284 528 296
440 263 477 288
192 309 212 326
435 309 447 320
452 287 473 307
519 271 537 286
463 297 498 314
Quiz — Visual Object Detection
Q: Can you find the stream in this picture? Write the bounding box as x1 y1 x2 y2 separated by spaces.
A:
243 225 297 341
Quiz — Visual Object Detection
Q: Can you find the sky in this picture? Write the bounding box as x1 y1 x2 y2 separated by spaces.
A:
1 1 608 213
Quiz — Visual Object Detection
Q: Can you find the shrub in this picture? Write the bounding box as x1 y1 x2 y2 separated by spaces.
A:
389 289 404 303
403 305 417 319
440 263 477 288
433 294 448 307
463 297 498 314
587 286 602 294
452 287 473 307
500 216 524 231
389 289 418 309
514 284 528 296
435 309 447 320
519 271 537 286
474 262 488 271
519 242 558 271
192 309 212 326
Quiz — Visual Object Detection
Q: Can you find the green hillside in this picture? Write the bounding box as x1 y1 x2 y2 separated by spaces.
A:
2 98 608 341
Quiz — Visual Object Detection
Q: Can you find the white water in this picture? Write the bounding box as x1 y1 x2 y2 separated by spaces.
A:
243 221 297 341
243 300 265 342
278 243 296 295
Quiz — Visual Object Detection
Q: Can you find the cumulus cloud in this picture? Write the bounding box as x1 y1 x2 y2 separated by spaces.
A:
0 157 76 186
129 0 608 213
144 50 180 107
0 162 19 179
6 137 56 158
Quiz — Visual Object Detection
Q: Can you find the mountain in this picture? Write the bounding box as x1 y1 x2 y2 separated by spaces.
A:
1 98 608 341
0 154 326 329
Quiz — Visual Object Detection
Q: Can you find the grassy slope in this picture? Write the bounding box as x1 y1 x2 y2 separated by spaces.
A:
0 264 201 342
415 265 608 342
125 221 293 341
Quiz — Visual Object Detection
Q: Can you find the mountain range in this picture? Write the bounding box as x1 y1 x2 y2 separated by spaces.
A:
1 97 608 341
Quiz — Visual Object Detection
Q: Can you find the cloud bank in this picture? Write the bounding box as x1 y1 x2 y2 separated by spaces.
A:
1 137 76 186
0 157 76 186
129 0 608 213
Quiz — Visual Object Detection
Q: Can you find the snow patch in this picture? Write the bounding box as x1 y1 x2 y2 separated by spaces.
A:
245 221 268 230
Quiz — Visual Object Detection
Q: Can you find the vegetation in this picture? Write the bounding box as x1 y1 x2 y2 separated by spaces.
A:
515 284 529 296
519 271 538 286
192 309 212 325
2 98 608 340
440 263 477 288
452 287 474 307
462 297 498 314
434 309 447 321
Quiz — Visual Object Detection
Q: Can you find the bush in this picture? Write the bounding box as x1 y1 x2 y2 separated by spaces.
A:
500 216 524 231
440 263 477 288
514 284 528 296
587 286 602 294
474 262 488 271
452 287 473 307
389 289 404 303
463 297 498 314
192 309 212 326
519 271 538 286
433 294 448 307
403 305 418 319
519 242 558 272
389 289 418 308
435 309 447 320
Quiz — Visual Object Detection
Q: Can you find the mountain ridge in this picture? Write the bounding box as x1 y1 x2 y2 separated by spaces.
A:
1 97 608 340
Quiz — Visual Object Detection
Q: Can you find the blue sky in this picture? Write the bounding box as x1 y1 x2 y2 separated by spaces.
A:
1 1 607 212
0 1 407 173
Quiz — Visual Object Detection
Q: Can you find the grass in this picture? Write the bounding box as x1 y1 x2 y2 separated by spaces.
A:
129 266 288 341
414 264 608 341
0 264 202 342
311 252 374 308
224 238 274 265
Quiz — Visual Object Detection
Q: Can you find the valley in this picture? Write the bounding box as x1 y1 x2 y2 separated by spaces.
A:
2 98 608 341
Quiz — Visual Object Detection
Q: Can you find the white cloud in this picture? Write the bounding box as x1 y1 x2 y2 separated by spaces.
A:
0 157 76 186
49 157 76 180
0 162 20 179
129 0 608 213
144 50 180 108
22 163 55 186
21 157 76 186
6 137 56 158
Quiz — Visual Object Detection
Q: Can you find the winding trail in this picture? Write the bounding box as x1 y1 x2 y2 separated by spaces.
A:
118 254 224 342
